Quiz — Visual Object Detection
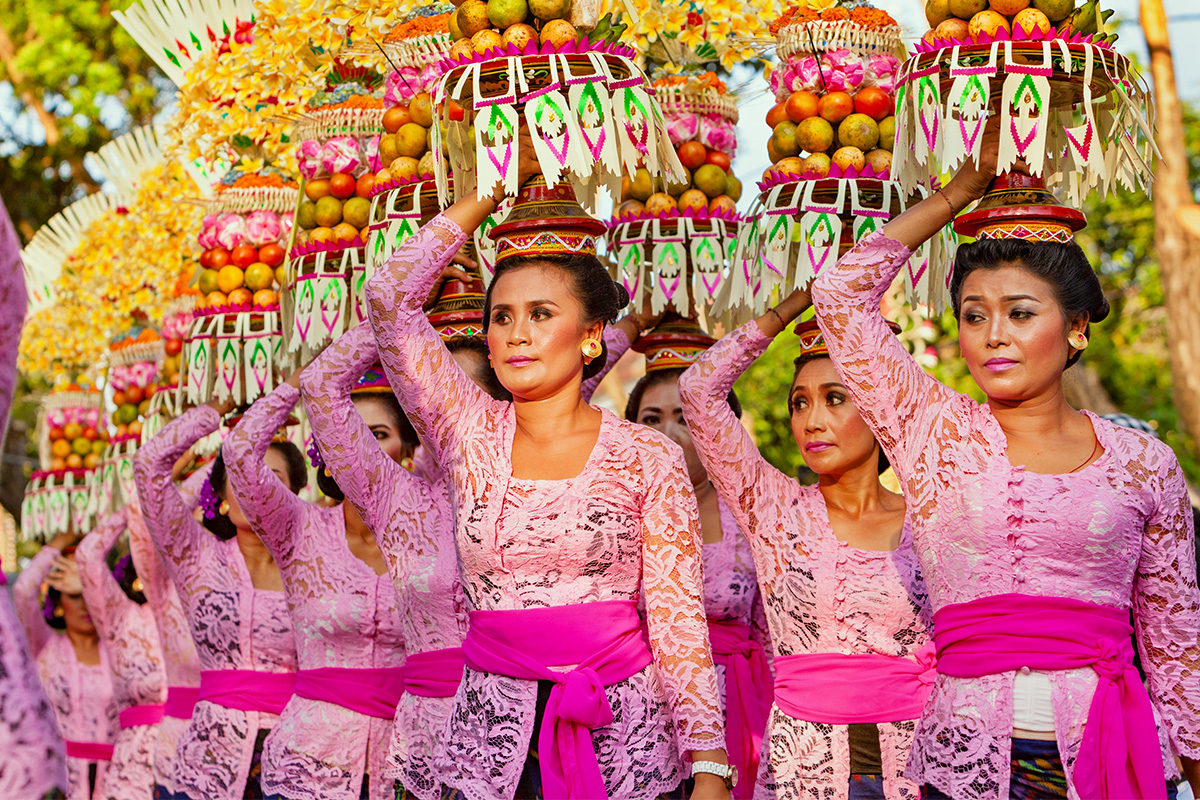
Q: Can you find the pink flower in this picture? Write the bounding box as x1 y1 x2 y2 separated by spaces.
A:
364 136 382 172
821 49 865 93
789 56 823 93
297 139 323 180
698 116 737 158
321 137 362 175
214 213 248 250
666 113 699 145
244 210 281 246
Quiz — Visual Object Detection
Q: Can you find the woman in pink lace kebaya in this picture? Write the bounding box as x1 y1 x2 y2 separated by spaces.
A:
365 163 731 799
223 369 410 800
76 508 168 800
132 402 304 800
679 310 931 800
14 536 118 800
811 132 1200 799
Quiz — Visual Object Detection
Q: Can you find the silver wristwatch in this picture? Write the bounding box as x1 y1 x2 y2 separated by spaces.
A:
691 760 738 790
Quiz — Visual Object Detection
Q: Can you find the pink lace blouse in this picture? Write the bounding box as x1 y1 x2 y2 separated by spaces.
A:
365 213 724 800
77 508 167 800
132 406 297 800
680 321 932 800
299 322 467 800
127 479 204 795
703 496 772 685
15 545 118 800
224 384 404 800
811 231 1200 799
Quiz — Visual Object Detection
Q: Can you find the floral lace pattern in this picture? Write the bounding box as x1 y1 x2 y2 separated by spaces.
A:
224 384 403 800
679 322 932 800
365 214 723 800
811 231 1200 799
132 407 297 800
15 546 118 800
77 508 167 800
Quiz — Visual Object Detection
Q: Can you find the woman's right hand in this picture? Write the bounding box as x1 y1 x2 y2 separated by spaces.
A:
945 116 1029 209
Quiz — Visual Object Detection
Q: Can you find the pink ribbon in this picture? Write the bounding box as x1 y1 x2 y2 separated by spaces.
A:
164 686 200 719
64 741 114 761
707 620 772 799
462 601 654 800
197 669 297 716
934 593 1164 800
294 667 405 719
773 645 937 724
403 647 465 698
119 703 166 729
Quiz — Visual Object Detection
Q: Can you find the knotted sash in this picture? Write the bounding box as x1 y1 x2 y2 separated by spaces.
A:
462 601 654 800
403 647 465 698
707 619 773 798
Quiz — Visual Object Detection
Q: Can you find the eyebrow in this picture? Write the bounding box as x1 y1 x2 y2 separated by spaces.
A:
962 294 1041 303
791 382 845 393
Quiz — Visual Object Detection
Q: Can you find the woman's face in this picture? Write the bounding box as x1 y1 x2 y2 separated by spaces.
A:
790 358 880 477
957 265 1085 404
60 591 95 636
635 378 707 486
486 264 601 401
352 396 412 465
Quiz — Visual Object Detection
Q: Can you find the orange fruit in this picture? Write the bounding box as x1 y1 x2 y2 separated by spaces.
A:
217 265 245 293
818 92 854 124
206 290 229 308
333 222 360 242
66 453 83 469
305 178 332 201
786 91 821 123
253 289 278 308
227 288 254 307
51 439 72 458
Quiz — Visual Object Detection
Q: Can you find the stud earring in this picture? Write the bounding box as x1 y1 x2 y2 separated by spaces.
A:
218 500 230 516
54 605 64 618
400 457 415 473
1068 331 1089 350
581 338 602 361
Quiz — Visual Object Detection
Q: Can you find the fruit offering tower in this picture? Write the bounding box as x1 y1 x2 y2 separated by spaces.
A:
365 6 454 289
895 0 1154 249
734 2 953 310
93 322 164 515
608 72 745 320
140 302 194 443
432 0 684 213
285 64 387 358
187 166 297 407
21 384 106 541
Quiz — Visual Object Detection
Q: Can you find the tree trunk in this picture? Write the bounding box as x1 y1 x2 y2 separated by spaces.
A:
1140 0 1200 443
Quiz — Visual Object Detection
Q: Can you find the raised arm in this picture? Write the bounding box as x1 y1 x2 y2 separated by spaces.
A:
365 212 500 467
222 383 306 555
133 404 222 569
13 544 59 656
639 437 725 756
126 500 171 614
1132 453 1200 778
299 323 428 537
75 509 130 638
0 199 26 449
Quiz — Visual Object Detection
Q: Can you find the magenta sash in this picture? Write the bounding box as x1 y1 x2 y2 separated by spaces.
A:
462 600 654 800
119 703 166 729
708 619 773 799
164 686 200 719
773 645 936 724
64 741 114 761
403 647 465 698
294 666 406 719
197 669 297 716
934 593 1164 800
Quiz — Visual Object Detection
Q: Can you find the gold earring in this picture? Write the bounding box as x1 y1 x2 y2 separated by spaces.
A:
1068 331 1089 350
400 457 415 473
218 500 230 516
131 578 143 594
581 338 602 361
54 605 64 618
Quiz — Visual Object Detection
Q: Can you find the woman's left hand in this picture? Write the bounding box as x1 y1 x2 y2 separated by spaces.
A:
48 557 82 595
688 774 732 800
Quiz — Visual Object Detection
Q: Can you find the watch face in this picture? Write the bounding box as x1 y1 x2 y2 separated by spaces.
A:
728 765 739 789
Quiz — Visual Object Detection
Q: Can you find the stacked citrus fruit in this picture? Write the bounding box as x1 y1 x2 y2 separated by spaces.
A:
45 386 107 473
106 325 165 445
448 0 594 58
921 0 1093 43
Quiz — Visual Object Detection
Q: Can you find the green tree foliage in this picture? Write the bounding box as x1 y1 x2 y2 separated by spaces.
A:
0 0 165 242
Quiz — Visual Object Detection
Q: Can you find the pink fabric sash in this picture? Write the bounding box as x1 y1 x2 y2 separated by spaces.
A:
119 703 166 729
462 600 654 800
707 619 773 800
64 741 114 761
294 666 406 719
773 645 937 724
934 593 1164 800
164 686 200 719
403 647 465 698
197 669 297 716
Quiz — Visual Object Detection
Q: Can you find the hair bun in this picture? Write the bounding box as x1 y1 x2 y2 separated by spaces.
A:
612 280 631 314
1090 294 1111 324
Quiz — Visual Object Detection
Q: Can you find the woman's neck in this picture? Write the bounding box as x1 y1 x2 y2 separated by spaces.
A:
817 457 890 517
512 385 595 441
986 384 1078 439
66 629 100 664
343 501 375 545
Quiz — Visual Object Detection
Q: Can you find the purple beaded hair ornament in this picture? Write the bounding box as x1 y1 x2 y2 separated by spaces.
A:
306 438 324 469
41 589 59 625
198 478 221 520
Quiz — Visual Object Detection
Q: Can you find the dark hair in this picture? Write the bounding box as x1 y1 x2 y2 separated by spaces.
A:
201 442 308 540
44 587 66 629
790 354 889 474
113 554 146 605
446 338 511 400
950 239 1110 368
352 392 420 449
483 254 630 381
625 368 741 422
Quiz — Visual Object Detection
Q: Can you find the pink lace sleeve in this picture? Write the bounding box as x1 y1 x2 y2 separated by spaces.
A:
132 405 222 570
750 586 773 666
76 510 131 637
809 232 960 478
223 385 306 556
0 201 25 449
640 437 725 751
582 325 630 402
678 322 798 543
13 545 58 656
299 323 420 536
180 463 214 508
365 214 504 467
126 501 171 614
1132 453 1200 758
